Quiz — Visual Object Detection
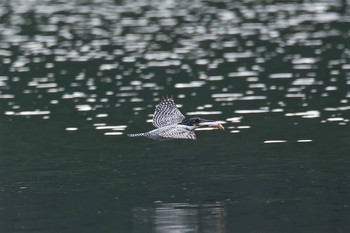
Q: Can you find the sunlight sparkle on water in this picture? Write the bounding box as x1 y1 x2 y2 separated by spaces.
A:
175 81 206 88
285 110 320 118
269 73 293 79
104 132 123 136
186 111 222 115
226 117 242 123
65 127 78 131
235 109 269 114
297 139 313 143
5 110 50 116
95 125 127 130
264 140 287 144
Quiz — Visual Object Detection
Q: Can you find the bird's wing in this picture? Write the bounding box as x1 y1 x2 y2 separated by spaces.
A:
157 126 196 140
152 97 185 128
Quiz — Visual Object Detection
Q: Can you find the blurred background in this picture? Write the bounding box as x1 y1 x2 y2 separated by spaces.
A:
0 0 349 232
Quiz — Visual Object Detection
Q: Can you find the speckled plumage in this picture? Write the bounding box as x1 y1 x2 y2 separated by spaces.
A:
128 97 196 140
127 125 196 141
152 97 185 128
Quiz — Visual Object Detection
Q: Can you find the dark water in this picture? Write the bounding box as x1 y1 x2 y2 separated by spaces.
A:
1 0 350 232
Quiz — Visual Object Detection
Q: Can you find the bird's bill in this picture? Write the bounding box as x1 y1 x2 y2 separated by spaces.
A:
198 120 225 130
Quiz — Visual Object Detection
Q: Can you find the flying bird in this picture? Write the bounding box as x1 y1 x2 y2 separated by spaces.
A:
127 97 224 140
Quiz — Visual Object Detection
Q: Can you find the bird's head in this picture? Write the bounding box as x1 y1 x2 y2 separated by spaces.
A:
181 117 224 130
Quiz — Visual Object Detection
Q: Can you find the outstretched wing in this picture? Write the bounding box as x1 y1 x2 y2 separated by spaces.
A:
153 97 185 128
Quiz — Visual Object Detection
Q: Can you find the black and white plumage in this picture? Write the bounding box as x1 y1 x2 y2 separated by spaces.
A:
152 98 185 128
127 97 224 141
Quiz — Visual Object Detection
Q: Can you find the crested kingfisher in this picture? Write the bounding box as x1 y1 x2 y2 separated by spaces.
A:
127 97 224 140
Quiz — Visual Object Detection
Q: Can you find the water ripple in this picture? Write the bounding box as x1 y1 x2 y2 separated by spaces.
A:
0 0 349 137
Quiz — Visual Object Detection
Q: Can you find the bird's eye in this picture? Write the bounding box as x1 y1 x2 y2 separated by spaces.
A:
195 118 200 123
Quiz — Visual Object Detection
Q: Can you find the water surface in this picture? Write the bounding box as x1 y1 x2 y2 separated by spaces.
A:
0 0 350 232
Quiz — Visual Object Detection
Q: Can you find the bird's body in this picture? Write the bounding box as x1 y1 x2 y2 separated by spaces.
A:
127 124 197 141
127 97 224 140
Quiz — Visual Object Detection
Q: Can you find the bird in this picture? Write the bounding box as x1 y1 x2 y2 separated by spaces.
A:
127 97 224 140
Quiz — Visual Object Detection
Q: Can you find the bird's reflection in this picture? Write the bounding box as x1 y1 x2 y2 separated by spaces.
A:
132 202 226 233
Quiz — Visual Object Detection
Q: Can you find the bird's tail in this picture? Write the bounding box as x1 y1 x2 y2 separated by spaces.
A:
127 133 146 138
